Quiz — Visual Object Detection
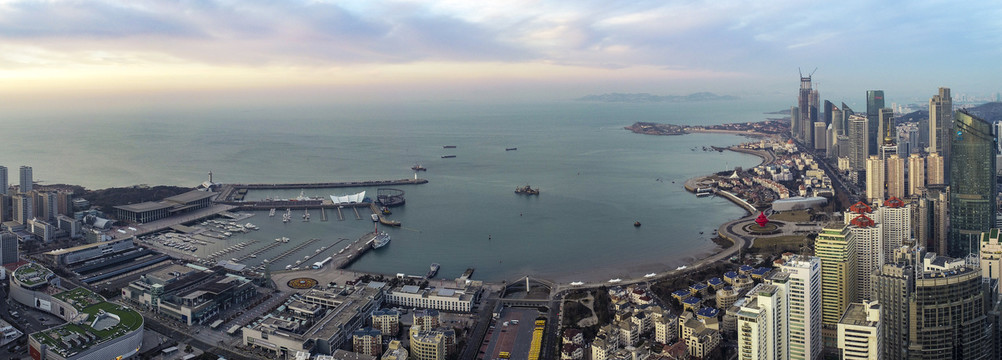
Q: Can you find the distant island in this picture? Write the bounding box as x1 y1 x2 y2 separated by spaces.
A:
577 92 738 103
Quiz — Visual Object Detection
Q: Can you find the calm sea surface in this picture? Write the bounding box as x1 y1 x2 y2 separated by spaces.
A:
3 100 785 281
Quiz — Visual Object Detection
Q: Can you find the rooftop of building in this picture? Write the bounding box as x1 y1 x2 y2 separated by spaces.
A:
13 262 53 287
44 238 134 256
251 285 382 343
839 302 879 327
28 287 143 358
112 201 174 213
164 190 216 204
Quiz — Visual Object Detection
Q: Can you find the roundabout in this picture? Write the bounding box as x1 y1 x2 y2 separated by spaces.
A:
742 221 781 235
288 277 318 289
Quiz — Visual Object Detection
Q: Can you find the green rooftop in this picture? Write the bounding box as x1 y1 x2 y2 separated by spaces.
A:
30 289 143 358
14 263 54 287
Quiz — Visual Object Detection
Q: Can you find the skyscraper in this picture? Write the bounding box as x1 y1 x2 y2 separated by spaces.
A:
878 198 911 263
865 156 884 203
0 231 17 265
948 109 996 257
907 154 925 197
982 228 1002 296
929 87 953 173
911 252 988 358
844 208 881 301
866 90 885 155
884 155 905 199
778 255 823 360
848 115 869 173
814 122 827 151
877 107 895 149
19 165 32 193
0 165 7 195
798 72 819 148
737 282 787 360
871 249 915 360
791 106 801 142
12 193 32 225
925 152 944 185
816 223 858 352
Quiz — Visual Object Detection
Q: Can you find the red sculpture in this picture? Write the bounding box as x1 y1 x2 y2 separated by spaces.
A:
755 212 769 227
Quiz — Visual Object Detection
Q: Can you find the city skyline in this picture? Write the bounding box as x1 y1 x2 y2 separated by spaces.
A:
0 0 1000 115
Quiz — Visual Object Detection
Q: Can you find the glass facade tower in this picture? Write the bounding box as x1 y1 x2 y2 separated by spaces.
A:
948 110 997 257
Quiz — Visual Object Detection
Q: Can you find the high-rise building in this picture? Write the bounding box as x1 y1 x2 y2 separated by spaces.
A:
814 122 827 151
798 73 819 148
866 91 885 155
929 88 952 172
18 165 32 193
737 282 787 360
816 223 858 353
925 152 945 185
912 252 988 358
836 300 881 360
777 255 823 360
791 106 801 142
878 198 911 263
877 108 894 148
885 155 905 199
871 253 914 360
12 193 33 225
948 110 997 257
831 106 844 136
848 115 870 173
0 165 7 195
0 231 17 265
844 205 882 301
982 228 1002 296
865 156 884 203
907 154 925 197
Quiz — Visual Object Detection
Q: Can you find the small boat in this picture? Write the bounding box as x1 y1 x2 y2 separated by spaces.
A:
608 278 622 283
427 263 440 278
269 208 276 217
371 214 379 222
644 273 657 278
381 206 391 215
372 232 391 249
634 221 641 227
411 165 427 171
441 155 457 158
570 281 584 286
676 265 687 271
505 147 517 151
250 254 257 258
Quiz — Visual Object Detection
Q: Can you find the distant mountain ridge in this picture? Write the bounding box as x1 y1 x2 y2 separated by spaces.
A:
576 92 738 103
896 102 1002 124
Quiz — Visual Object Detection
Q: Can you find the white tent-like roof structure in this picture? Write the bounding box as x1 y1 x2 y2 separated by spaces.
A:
329 191 365 204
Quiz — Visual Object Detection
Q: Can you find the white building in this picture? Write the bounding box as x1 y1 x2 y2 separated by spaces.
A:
837 301 881 360
737 283 786 360
383 285 478 312
876 199 911 264
776 255 823 360
865 156 884 204
844 211 882 301
980 228 1002 296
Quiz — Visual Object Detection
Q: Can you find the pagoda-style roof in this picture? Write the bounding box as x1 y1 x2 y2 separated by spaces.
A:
850 214 876 228
847 201 872 214
883 197 906 208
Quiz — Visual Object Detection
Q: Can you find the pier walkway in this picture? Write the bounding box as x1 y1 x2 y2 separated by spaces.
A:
216 178 428 201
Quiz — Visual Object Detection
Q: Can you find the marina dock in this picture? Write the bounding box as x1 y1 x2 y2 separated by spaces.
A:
216 178 428 202
333 232 377 269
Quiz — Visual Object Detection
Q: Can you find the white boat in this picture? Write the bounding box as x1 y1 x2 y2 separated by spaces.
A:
269 209 276 217
286 265 292 270
372 232 391 249
608 278 622 283
676 265 688 270
644 273 657 278
370 214 379 222
570 282 584 286
250 254 257 258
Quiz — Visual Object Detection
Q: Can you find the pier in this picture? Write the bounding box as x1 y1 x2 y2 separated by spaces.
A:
235 241 283 262
336 207 345 221
216 178 428 202
268 238 322 266
333 232 377 269
368 203 402 227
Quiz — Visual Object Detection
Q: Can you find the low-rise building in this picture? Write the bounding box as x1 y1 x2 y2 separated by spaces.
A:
383 284 479 312
122 264 255 325
408 324 455 360
242 284 384 357
381 340 408 360
371 308 400 336
352 327 382 357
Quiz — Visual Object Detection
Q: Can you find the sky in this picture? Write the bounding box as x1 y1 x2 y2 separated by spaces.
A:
1 0 1000 113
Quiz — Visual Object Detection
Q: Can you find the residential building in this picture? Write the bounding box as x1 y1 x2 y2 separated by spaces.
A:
878 198 911 262
353 327 383 357
884 154 904 199
371 308 400 336
654 313 679 344
382 340 408 360
865 156 884 203
836 301 881 360
737 283 786 360
408 324 455 360
925 152 944 185
847 115 870 173
18 166 31 193
844 202 881 300
929 87 952 173
0 231 16 265
948 109 997 257
0 165 6 195
982 228 1002 296
907 154 924 197
12 193 32 225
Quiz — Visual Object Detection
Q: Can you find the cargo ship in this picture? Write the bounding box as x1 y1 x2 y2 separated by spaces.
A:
441 155 457 158
443 145 457 148
411 164 427 171
372 232 391 249
427 263 440 278
515 185 539 195
506 147 517 151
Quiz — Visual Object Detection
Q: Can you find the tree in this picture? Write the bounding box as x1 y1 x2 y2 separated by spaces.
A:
184 344 193 353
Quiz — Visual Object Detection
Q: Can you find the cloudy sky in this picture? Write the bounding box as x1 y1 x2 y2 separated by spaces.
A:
1 0 1000 111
